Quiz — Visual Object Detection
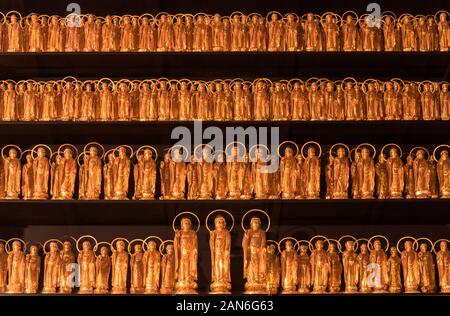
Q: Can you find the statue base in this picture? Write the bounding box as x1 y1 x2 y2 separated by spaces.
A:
42 287 57 294
175 288 198 295
94 289 109 294
298 288 310 294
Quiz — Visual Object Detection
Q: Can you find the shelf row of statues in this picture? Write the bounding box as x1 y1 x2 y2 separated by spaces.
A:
0 77 449 121
0 211 449 294
1 141 449 200
0 10 449 52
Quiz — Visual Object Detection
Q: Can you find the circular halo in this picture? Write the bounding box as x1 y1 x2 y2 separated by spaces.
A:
396 236 418 252
1 144 23 160
143 236 163 251
57 143 78 158
248 144 270 162
356 238 369 248
355 143 377 159
288 78 303 90
408 146 430 159
341 11 358 26
309 235 330 252
83 142 105 160
294 239 312 252
266 10 283 21
93 241 111 253
5 11 23 21
278 237 298 254
241 209 271 232
135 145 158 161
77 152 85 167
434 10 450 23
5 238 26 254
50 151 62 164
381 143 403 160
329 143 350 158
31 144 53 160
340 77 358 90
20 149 33 162
0 12 5 24
114 145 134 158
301 141 322 159
432 239 450 254
176 78 192 91
167 144 189 162
172 211 201 233
128 239 145 253
205 209 235 233
368 235 390 252
43 239 63 254
96 77 115 92
117 79 134 92
337 235 358 252
266 240 280 254
225 141 247 160
103 148 116 164
193 143 215 162
320 12 341 26
76 235 98 252
277 141 299 158
413 237 434 254
159 239 174 255
252 78 272 90
110 237 130 251
432 144 450 162
139 13 154 25
61 76 78 89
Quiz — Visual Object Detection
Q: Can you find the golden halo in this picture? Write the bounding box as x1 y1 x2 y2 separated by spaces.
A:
266 10 283 21
278 237 298 254
320 12 341 25
341 11 358 25
139 13 154 25
368 235 390 252
340 77 358 90
193 143 215 162
433 239 450 254
277 141 299 158
143 236 164 251
83 142 105 159
110 237 130 251
103 148 116 164
301 141 322 159
329 143 350 158
76 235 98 252
381 143 403 160
5 11 23 21
409 146 430 159
225 141 247 160
241 209 271 232
294 239 312 252
57 143 78 158
356 238 369 248
434 10 450 23
0 12 5 24
432 144 450 162
413 237 434 253
135 145 158 161
205 209 235 233
248 144 270 162
1 144 23 160
337 235 358 252
396 236 418 252
172 211 201 233
252 77 272 90
5 238 26 253
128 239 145 253
96 77 115 91
159 239 174 255
43 239 63 254
288 78 303 90
31 144 53 160
309 235 330 252
168 144 189 162
114 145 134 158
355 143 377 159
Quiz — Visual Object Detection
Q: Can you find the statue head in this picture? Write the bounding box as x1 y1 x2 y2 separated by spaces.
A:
116 240 125 251
166 244 174 254
180 217 192 231
134 244 142 253
64 148 73 159
389 148 398 158
89 146 98 157
12 240 22 252
147 240 157 251
285 147 294 158
440 150 448 160
389 246 397 256
416 149 425 160
30 245 39 255
82 241 91 251
8 148 17 159
307 146 316 158
37 147 46 158
354 150 361 162
419 243 428 252
285 240 294 251
250 217 261 231
63 241 72 251
118 147 127 158
100 246 108 256
315 240 324 250
337 147 346 158
328 243 336 253
404 240 413 251
373 239 382 251
49 242 58 253
26 154 33 164
440 241 448 251
299 244 308 254
267 244 276 254
345 241 354 251
214 215 226 231
143 149 152 160
361 147 370 159
360 243 368 253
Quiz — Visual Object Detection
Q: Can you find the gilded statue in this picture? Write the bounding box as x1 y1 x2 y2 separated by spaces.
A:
111 239 129 294
94 242 111 294
279 238 298 294
435 239 450 293
25 244 41 294
143 237 162 294
77 236 97 294
42 240 62 293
